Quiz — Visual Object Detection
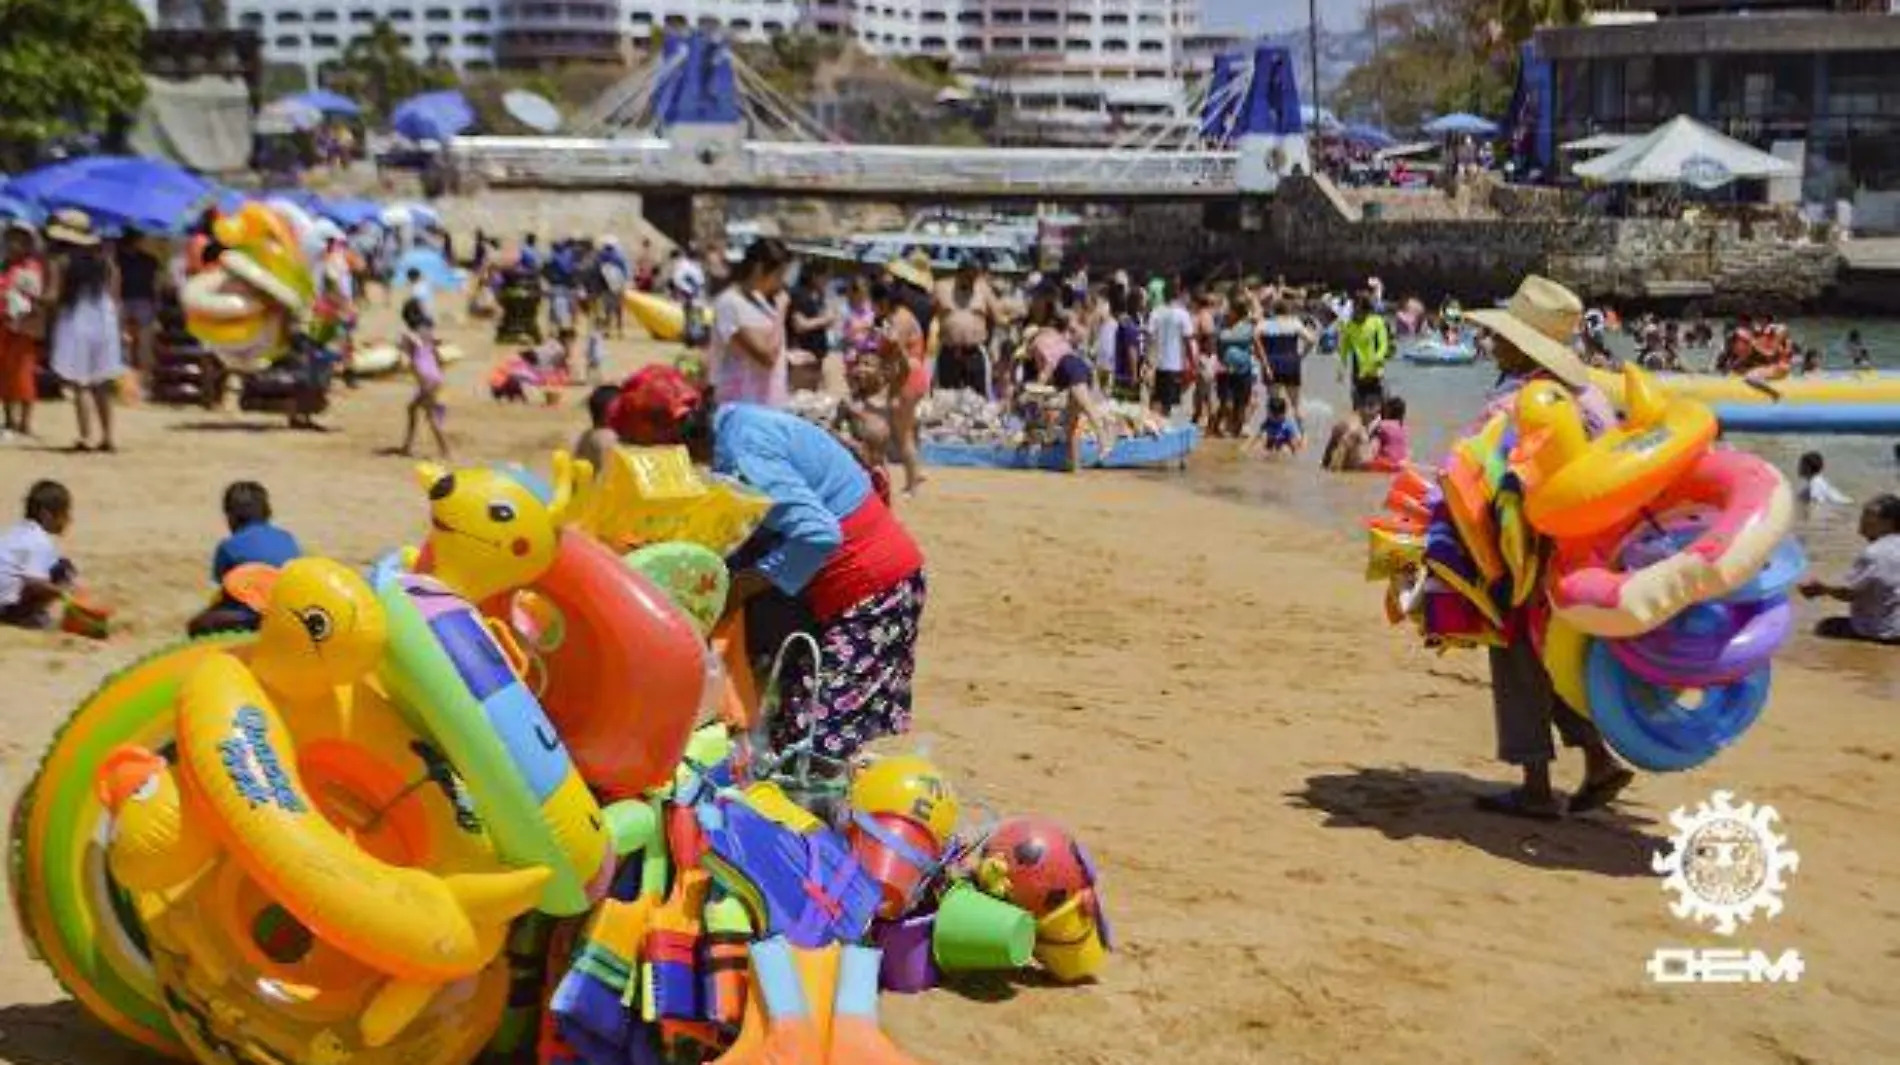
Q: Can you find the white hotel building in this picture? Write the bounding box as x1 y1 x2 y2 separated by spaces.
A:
198 0 1204 136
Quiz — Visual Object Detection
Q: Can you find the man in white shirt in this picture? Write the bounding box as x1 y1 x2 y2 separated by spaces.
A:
671 248 707 305
0 481 73 629
1146 285 1194 417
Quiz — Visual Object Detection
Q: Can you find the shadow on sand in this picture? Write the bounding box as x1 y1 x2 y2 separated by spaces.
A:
1289 765 1665 879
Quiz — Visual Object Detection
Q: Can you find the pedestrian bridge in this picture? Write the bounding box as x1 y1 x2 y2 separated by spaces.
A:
452 137 1243 200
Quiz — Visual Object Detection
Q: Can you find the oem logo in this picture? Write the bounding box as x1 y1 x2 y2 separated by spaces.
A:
1647 791 1802 984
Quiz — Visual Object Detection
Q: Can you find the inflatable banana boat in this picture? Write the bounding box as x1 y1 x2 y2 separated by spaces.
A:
1590 369 1900 434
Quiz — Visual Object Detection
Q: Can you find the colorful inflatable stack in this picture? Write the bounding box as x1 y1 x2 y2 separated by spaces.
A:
181 201 323 372
9 447 1109 1065
1366 365 1804 771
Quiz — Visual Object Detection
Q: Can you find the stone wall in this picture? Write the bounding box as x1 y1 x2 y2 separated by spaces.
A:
1075 177 1842 309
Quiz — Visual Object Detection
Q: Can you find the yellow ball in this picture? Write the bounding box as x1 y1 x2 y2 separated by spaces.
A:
849 754 958 844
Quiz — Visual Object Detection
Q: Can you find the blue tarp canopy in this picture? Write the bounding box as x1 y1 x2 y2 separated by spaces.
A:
1342 123 1397 150
7 156 213 235
1423 112 1499 137
1506 42 1555 173
321 198 383 228
1198 42 1304 146
391 90 475 142
651 31 739 129
284 89 362 117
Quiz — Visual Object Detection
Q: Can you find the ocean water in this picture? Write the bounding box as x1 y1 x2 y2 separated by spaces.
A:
1161 316 1900 699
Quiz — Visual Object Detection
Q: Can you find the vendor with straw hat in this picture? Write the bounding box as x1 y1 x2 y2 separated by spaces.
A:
1464 276 1632 821
609 365 928 760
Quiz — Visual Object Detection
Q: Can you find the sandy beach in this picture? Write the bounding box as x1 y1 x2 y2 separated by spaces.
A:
2 305 1898 1065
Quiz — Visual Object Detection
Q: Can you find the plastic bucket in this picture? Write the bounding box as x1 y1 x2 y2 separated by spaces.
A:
847 812 941 920
1034 891 1108 983
930 883 1033 971
871 914 939 993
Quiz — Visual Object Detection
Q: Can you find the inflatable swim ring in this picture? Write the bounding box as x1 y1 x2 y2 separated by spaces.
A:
1611 596 1792 689
1583 639 1771 772
10 636 246 1057
1512 366 1717 541
1548 450 1794 638
376 570 618 916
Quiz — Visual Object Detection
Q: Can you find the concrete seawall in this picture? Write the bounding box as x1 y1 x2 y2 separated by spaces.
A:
1078 177 1845 310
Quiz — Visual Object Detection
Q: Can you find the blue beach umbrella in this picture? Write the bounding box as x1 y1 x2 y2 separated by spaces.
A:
391 90 475 142
283 89 362 117
8 156 213 235
1423 112 1499 137
319 198 384 228
1343 123 1397 150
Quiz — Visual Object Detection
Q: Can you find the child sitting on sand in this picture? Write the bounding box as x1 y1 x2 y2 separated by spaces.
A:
187 481 303 636
1257 392 1302 455
1322 394 1381 472
0 480 76 630
397 299 452 460
574 385 621 475
1801 494 1900 645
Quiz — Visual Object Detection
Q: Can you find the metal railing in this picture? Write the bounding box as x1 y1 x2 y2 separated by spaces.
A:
452 136 1239 195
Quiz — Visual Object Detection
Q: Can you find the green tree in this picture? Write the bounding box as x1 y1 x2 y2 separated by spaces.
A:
0 0 148 148
1334 0 1515 131
1500 0 1592 45
321 19 456 119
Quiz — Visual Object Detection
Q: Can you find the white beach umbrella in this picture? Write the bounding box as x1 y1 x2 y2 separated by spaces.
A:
1573 115 1797 188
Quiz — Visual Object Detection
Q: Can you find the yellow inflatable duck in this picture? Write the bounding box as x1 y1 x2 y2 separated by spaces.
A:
412 456 583 604
101 558 547 1052
1511 364 1717 541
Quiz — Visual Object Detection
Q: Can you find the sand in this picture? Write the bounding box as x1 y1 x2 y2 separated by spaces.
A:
2 301 1898 1065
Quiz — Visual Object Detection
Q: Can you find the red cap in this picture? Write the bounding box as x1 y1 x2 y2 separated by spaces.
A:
609 365 703 445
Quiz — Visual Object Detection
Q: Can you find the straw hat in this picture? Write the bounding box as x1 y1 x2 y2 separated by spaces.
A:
885 249 934 291
45 209 100 247
1466 275 1591 389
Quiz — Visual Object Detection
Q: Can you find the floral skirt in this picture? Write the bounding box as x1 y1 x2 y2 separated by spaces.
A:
774 572 927 759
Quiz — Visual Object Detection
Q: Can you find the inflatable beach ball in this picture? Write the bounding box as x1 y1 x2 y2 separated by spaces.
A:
977 816 1097 919
850 754 958 845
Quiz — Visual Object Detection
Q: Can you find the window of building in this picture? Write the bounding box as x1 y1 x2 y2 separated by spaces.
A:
698 15 719 29
312 10 337 22
240 13 264 28
1102 38 1128 51
1137 39 1163 53
387 9 413 21
1067 10 1090 22
993 36 1022 50
956 35 980 48
276 10 305 23
427 32 452 45
464 6 491 19
631 10 651 22
922 10 945 22
764 20 783 32
397 33 414 45
991 9 1023 24
1027 8 1058 23
425 7 454 20
1103 13 1128 25
921 35 946 49
1028 36 1058 50
901 35 913 46
274 34 302 47
1137 12 1162 24
957 10 981 22
312 33 339 46
1065 37 1089 51
732 18 752 30
465 31 491 45
350 10 378 23
664 14 687 28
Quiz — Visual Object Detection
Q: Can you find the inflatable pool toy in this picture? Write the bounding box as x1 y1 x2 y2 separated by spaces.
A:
919 425 1200 472
377 569 622 916
570 446 772 556
1584 639 1772 772
625 542 730 637
1611 596 1792 688
1709 403 1900 435
10 636 246 1057
183 201 320 372
849 755 958 846
625 291 686 342
412 456 708 800
974 816 1098 919
1590 368 1900 407
1547 450 1794 638
1512 366 1717 540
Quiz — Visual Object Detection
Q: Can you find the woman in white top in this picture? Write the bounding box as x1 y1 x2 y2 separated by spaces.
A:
709 239 791 409
44 212 124 453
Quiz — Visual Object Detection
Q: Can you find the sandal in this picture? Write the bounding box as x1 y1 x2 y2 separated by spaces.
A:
66 441 91 453
1475 788 1565 822
1570 768 1635 815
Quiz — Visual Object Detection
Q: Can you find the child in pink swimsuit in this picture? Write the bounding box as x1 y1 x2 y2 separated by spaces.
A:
398 298 451 459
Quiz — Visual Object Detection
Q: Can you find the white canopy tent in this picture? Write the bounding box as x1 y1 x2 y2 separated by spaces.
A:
1560 132 1639 155
1573 115 1797 188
